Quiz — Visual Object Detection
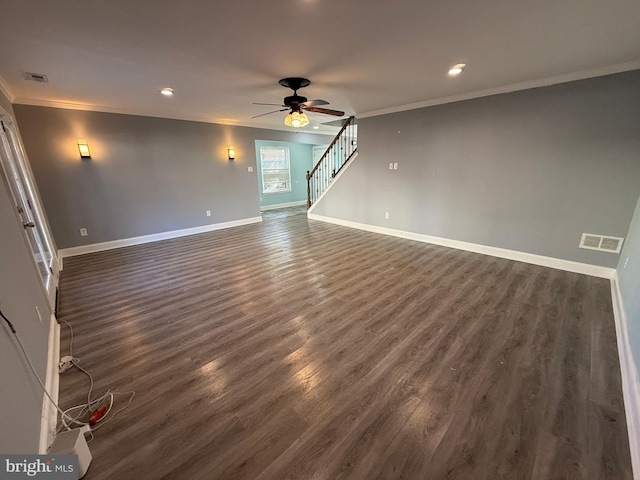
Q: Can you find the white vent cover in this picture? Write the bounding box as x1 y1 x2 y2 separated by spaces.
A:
579 233 624 253
22 72 48 83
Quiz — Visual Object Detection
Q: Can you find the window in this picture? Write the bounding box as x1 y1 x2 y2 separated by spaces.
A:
260 146 291 194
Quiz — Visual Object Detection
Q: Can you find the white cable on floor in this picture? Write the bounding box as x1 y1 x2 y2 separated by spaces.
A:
1 310 84 428
56 319 135 434
2 310 135 438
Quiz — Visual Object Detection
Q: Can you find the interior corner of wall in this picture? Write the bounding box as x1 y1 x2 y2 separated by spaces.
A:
610 274 640 479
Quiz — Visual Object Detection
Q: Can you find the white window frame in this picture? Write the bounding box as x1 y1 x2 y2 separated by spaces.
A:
260 146 291 194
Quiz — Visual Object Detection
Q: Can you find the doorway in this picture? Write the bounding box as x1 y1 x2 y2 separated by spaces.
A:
255 140 328 211
0 110 59 309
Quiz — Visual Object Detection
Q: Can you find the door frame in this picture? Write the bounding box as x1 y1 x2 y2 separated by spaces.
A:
0 107 59 312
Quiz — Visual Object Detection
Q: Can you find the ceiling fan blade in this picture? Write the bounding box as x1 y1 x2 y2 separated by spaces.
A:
301 99 329 108
253 102 285 106
251 108 288 119
304 106 345 116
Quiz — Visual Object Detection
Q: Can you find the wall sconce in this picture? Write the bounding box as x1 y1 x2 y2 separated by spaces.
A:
77 139 91 159
227 146 236 161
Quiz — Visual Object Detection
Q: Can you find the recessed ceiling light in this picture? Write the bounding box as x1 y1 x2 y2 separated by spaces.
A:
448 64 466 76
160 87 174 96
313 125 320 130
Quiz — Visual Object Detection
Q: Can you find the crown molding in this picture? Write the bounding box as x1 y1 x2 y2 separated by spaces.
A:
12 59 640 128
358 60 640 119
12 97 237 124
0 75 15 103
11 97 339 135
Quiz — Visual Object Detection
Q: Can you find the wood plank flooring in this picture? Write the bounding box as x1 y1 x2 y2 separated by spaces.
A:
56 207 633 479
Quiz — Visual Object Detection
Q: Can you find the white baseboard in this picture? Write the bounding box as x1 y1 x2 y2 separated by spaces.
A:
260 201 306 211
39 314 60 454
611 274 640 480
307 213 616 279
58 216 263 263
307 213 637 476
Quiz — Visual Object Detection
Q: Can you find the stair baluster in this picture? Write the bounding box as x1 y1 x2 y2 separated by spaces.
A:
306 116 357 209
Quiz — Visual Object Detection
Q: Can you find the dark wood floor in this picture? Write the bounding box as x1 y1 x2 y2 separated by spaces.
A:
57 206 633 479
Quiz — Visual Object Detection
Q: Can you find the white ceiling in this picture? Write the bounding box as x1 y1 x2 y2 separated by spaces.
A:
1 0 639 132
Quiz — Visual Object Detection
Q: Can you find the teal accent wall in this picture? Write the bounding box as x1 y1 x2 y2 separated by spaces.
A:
255 140 319 208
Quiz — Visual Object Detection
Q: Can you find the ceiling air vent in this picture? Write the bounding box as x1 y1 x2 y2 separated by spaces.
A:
579 233 624 254
22 72 49 83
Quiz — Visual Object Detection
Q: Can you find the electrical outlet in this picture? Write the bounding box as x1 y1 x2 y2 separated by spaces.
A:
384 212 390 219
248 166 254 173
206 210 211 217
79 228 88 237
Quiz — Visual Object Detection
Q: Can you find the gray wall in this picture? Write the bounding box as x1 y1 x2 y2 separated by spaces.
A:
618 195 640 374
0 94 52 453
13 105 330 249
313 70 640 268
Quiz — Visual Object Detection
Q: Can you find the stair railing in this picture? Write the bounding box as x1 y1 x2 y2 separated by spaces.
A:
306 116 357 208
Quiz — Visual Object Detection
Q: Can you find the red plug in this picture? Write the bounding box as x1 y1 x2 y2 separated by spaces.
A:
89 406 107 426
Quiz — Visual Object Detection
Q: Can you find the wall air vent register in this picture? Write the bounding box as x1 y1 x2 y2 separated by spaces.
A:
579 233 624 254
22 72 49 83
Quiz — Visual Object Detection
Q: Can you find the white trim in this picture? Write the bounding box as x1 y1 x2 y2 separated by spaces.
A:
359 60 640 119
0 75 15 103
58 216 262 259
259 145 291 195
611 273 640 480
260 201 306 211
307 213 616 279
11 97 339 135
307 151 359 216
10 62 640 130
39 315 60 454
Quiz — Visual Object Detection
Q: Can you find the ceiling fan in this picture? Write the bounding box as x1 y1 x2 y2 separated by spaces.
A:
252 77 345 128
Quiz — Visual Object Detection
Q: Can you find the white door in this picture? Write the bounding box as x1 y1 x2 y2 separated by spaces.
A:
312 145 329 188
0 110 59 310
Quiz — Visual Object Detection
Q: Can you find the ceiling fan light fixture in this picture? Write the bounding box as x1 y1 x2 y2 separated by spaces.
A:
284 111 309 128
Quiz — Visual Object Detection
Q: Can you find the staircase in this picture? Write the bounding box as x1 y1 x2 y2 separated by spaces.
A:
306 116 357 209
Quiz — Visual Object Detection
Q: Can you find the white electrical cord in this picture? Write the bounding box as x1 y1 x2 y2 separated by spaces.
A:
1 310 135 440
7 319 84 428
56 319 135 437
58 319 95 410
